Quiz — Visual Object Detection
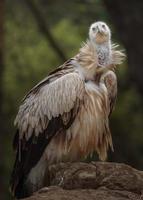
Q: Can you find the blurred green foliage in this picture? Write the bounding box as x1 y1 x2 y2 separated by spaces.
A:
2 0 143 199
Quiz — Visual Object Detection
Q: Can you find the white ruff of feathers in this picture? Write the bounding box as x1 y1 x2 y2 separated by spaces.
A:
75 40 125 74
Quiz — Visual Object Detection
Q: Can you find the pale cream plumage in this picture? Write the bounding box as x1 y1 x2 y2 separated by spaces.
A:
10 21 125 199
77 41 125 70
15 72 84 140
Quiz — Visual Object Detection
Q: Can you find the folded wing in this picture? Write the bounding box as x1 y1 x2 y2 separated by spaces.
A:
10 63 85 198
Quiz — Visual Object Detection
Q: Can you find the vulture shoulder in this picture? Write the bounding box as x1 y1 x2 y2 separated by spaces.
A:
101 70 117 115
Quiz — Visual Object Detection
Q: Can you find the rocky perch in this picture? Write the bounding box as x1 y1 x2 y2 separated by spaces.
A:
24 162 143 200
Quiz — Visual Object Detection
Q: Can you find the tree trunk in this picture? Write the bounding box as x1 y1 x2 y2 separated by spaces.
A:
103 0 143 95
0 0 5 199
25 0 67 62
0 0 4 108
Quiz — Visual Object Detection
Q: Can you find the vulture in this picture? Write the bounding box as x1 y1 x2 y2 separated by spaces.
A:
10 21 125 199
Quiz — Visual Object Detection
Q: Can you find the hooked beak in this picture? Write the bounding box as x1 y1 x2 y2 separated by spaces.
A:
97 26 104 34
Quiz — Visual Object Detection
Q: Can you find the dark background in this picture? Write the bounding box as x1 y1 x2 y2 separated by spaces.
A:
1 0 143 199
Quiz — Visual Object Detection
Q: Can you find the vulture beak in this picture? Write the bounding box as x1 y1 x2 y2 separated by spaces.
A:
97 25 106 35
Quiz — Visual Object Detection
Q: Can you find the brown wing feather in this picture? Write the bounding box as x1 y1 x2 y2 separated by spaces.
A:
10 60 85 198
101 70 117 115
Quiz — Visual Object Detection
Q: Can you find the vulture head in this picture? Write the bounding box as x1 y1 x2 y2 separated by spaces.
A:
89 21 111 44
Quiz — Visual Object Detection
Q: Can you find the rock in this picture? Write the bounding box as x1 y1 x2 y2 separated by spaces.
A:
23 162 143 200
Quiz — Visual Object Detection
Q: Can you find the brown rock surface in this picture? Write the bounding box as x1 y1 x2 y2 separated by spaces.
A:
23 162 143 200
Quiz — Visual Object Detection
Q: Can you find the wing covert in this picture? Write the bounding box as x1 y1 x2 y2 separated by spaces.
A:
14 71 84 140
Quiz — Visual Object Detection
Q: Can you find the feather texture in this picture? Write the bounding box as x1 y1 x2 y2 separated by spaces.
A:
43 79 112 163
111 44 126 65
15 67 84 141
76 41 125 69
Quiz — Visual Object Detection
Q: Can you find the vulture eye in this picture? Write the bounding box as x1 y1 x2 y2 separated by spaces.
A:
92 27 96 31
102 24 106 29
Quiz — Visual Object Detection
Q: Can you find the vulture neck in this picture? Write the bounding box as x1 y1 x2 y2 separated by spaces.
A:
75 40 111 81
93 40 112 66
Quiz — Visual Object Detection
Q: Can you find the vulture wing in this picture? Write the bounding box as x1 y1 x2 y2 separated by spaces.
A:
10 60 85 198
